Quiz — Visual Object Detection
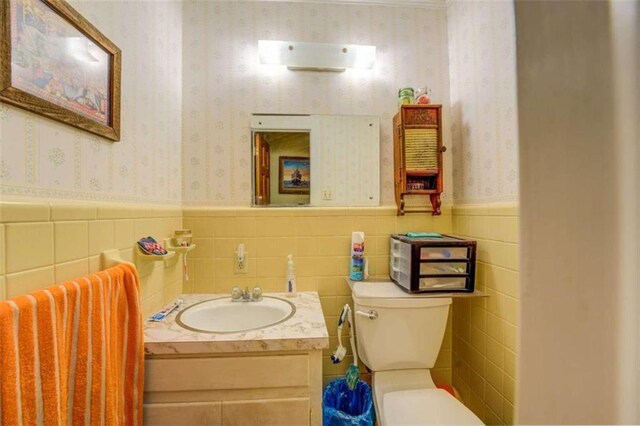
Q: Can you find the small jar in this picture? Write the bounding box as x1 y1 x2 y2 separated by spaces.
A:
397 87 415 108
172 229 192 247
415 86 431 104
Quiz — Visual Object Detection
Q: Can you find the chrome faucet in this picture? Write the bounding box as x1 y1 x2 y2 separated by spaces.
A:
231 286 263 302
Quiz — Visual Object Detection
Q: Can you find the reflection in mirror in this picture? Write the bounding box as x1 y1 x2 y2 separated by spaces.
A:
254 131 311 206
251 114 380 207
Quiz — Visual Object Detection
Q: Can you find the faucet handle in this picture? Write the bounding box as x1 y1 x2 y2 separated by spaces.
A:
252 286 263 301
231 287 242 301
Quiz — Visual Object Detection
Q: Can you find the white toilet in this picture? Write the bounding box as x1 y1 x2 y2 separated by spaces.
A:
352 281 484 425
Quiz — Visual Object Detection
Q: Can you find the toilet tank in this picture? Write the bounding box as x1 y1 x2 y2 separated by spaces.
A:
351 281 451 371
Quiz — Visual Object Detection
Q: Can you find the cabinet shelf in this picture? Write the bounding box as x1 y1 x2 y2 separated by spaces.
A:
420 258 468 263
405 170 439 176
346 278 487 298
418 273 469 278
404 189 438 195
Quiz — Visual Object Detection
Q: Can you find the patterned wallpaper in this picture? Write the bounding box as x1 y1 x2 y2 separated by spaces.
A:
0 0 518 206
447 0 519 204
0 0 183 204
181 0 451 206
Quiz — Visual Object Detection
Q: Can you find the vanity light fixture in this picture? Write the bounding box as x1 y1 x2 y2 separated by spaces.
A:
258 40 376 72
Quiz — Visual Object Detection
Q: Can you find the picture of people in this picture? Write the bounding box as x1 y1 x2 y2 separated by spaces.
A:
9 0 110 125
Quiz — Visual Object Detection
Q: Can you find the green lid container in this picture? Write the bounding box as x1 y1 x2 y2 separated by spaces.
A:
398 87 415 108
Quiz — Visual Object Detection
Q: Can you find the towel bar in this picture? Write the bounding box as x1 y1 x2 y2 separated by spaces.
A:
101 247 179 278
100 249 136 270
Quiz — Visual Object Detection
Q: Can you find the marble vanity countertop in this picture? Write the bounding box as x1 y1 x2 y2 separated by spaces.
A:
144 292 329 356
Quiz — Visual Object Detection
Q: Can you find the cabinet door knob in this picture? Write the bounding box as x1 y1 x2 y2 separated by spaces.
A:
440 146 447 153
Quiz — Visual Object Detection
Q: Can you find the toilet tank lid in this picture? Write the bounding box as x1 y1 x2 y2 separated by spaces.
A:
352 281 452 308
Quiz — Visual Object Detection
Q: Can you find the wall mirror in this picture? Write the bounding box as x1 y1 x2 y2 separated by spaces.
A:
251 114 380 207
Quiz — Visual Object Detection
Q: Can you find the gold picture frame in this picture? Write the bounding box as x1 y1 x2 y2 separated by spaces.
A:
0 0 121 141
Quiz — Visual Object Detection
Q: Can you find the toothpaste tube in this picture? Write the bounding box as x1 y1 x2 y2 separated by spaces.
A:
149 299 183 322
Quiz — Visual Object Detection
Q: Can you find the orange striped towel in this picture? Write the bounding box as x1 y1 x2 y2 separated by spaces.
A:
0 264 144 426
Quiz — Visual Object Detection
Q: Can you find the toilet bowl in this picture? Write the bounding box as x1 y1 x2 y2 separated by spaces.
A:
351 281 483 425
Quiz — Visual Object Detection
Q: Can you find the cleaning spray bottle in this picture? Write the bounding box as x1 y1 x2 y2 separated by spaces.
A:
349 232 365 281
286 254 297 297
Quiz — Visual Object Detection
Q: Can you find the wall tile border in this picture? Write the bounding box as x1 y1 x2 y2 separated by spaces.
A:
0 200 184 315
184 205 453 218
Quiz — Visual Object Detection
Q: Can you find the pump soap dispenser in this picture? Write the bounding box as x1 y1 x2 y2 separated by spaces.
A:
286 254 297 297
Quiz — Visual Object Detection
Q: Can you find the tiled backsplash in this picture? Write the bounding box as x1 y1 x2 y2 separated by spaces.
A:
183 206 455 386
0 201 183 316
452 204 519 425
1 201 520 409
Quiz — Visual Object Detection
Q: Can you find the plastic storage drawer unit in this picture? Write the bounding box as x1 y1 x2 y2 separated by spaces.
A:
390 234 477 293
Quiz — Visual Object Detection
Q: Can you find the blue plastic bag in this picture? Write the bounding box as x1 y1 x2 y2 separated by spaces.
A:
323 378 375 426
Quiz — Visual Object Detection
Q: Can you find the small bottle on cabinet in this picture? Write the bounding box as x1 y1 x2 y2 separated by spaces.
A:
397 87 415 109
286 254 297 297
415 86 431 104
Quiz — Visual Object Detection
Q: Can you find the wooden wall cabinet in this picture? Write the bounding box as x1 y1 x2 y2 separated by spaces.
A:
393 105 445 215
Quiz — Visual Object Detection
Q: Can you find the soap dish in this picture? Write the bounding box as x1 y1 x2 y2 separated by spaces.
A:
135 246 175 261
166 245 196 254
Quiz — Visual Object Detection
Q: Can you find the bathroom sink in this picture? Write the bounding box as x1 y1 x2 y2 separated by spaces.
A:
176 296 296 333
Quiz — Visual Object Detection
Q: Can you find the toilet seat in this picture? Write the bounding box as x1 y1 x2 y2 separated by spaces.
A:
382 388 484 426
372 370 484 426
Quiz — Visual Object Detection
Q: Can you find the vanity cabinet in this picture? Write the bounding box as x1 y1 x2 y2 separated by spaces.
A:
393 105 445 215
143 351 322 426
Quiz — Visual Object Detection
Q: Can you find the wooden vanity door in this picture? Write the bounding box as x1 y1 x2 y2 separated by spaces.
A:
254 134 271 205
222 398 310 425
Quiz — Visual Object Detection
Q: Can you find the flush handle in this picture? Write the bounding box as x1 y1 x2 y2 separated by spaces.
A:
355 310 378 320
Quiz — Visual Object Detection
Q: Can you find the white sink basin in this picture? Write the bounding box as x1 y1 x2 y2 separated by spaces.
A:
176 296 296 333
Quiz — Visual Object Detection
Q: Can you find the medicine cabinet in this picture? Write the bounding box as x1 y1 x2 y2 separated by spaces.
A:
251 114 380 207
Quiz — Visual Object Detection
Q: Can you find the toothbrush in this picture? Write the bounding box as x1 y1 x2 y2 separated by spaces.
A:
183 252 189 281
149 298 183 322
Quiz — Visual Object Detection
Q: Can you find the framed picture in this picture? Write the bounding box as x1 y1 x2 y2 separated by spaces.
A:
279 156 310 194
0 0 121 141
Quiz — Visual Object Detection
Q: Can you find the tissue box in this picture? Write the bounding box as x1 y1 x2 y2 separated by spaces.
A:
390 234 477 293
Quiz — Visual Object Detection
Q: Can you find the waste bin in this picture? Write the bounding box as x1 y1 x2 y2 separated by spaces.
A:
322 378 375 426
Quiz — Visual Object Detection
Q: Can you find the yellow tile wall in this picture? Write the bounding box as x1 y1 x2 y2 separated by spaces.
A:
0 201 183 316
183 206 455 386
0 202 462 390
452 204 519 425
